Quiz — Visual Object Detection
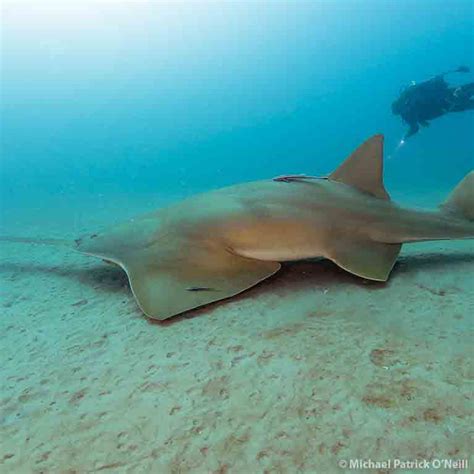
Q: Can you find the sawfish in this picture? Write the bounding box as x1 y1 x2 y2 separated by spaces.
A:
1 135 473 320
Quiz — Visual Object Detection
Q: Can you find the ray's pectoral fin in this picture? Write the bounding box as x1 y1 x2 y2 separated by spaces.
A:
124 243 281 320
326 238 402 282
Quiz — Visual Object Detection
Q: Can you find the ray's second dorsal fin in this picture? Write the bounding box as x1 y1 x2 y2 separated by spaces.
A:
329 134 390 200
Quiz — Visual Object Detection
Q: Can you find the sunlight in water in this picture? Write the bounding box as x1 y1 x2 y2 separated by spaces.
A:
387 137 406 160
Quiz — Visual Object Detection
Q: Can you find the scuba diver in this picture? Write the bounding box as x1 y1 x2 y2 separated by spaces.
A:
392 66 474 141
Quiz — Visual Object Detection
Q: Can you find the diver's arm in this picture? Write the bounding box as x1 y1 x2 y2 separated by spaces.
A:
449 66 470 74
436 66 470 78
404 122 420 140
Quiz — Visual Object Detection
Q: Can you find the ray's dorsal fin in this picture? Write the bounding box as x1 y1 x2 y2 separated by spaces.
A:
440 171 474 221
329 134 390 200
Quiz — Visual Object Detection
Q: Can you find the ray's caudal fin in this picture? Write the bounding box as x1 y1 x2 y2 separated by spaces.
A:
0 236 73 248
440 171 474 221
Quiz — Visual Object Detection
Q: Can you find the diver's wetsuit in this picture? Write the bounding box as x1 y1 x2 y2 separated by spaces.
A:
392 68 474 140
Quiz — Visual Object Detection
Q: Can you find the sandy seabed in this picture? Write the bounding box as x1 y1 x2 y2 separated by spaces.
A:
0 190 473 473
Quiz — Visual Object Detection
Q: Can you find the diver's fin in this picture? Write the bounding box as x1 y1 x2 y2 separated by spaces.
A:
440 171 474 221
326 238 401 281
123 240 281 320
329 135 390 200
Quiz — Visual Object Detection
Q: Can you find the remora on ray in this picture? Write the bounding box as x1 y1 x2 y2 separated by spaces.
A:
2 135 473 320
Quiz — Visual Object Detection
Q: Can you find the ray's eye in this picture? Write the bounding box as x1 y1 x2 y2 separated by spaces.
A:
90 234 98 239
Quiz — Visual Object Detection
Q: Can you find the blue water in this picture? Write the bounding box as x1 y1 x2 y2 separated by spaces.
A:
1 0 473 210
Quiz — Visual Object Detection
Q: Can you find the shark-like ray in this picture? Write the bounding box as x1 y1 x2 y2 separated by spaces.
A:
1 135 473 320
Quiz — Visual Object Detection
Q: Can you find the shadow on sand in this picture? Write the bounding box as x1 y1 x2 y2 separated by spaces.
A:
1 251 472 325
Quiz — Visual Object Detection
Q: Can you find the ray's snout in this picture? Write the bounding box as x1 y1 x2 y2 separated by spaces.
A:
74 233 98 248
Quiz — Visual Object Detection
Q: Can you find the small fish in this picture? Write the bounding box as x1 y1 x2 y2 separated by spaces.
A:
185 286 216 292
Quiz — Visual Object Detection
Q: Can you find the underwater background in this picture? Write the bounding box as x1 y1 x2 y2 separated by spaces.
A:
1 0 473 210
1 1 473 473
